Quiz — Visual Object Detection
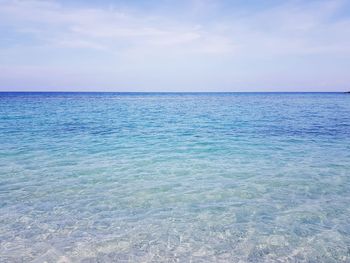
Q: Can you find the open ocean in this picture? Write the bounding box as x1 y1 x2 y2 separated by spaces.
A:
0 92 350 262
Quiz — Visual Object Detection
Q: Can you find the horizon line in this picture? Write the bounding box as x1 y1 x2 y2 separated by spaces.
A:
0 91 348 93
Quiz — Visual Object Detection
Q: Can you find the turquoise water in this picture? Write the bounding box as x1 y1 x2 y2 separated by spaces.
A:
0 92 350 262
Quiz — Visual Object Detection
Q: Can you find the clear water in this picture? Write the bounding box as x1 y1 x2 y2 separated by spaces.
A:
1 92 350 262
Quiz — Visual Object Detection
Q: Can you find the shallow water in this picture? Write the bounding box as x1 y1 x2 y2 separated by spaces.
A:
1 92 350 262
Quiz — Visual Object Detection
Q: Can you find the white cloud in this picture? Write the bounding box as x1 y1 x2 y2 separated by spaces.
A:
1 0 349 56
0 0 235 54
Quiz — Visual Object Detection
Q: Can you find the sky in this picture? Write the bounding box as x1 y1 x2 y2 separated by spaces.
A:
0 0 350 92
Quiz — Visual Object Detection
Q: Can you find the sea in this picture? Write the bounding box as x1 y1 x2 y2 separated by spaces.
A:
0 92 350 262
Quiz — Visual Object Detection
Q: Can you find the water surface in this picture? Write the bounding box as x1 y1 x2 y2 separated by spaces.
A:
1 92 350 262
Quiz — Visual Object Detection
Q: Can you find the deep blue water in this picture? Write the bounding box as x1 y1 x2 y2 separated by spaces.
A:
0 92 350 262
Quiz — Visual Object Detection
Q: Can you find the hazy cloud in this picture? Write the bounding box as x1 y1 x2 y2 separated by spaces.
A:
0 0 350 91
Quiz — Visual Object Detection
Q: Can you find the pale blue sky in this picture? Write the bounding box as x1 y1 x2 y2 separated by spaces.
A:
0 0 350 91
